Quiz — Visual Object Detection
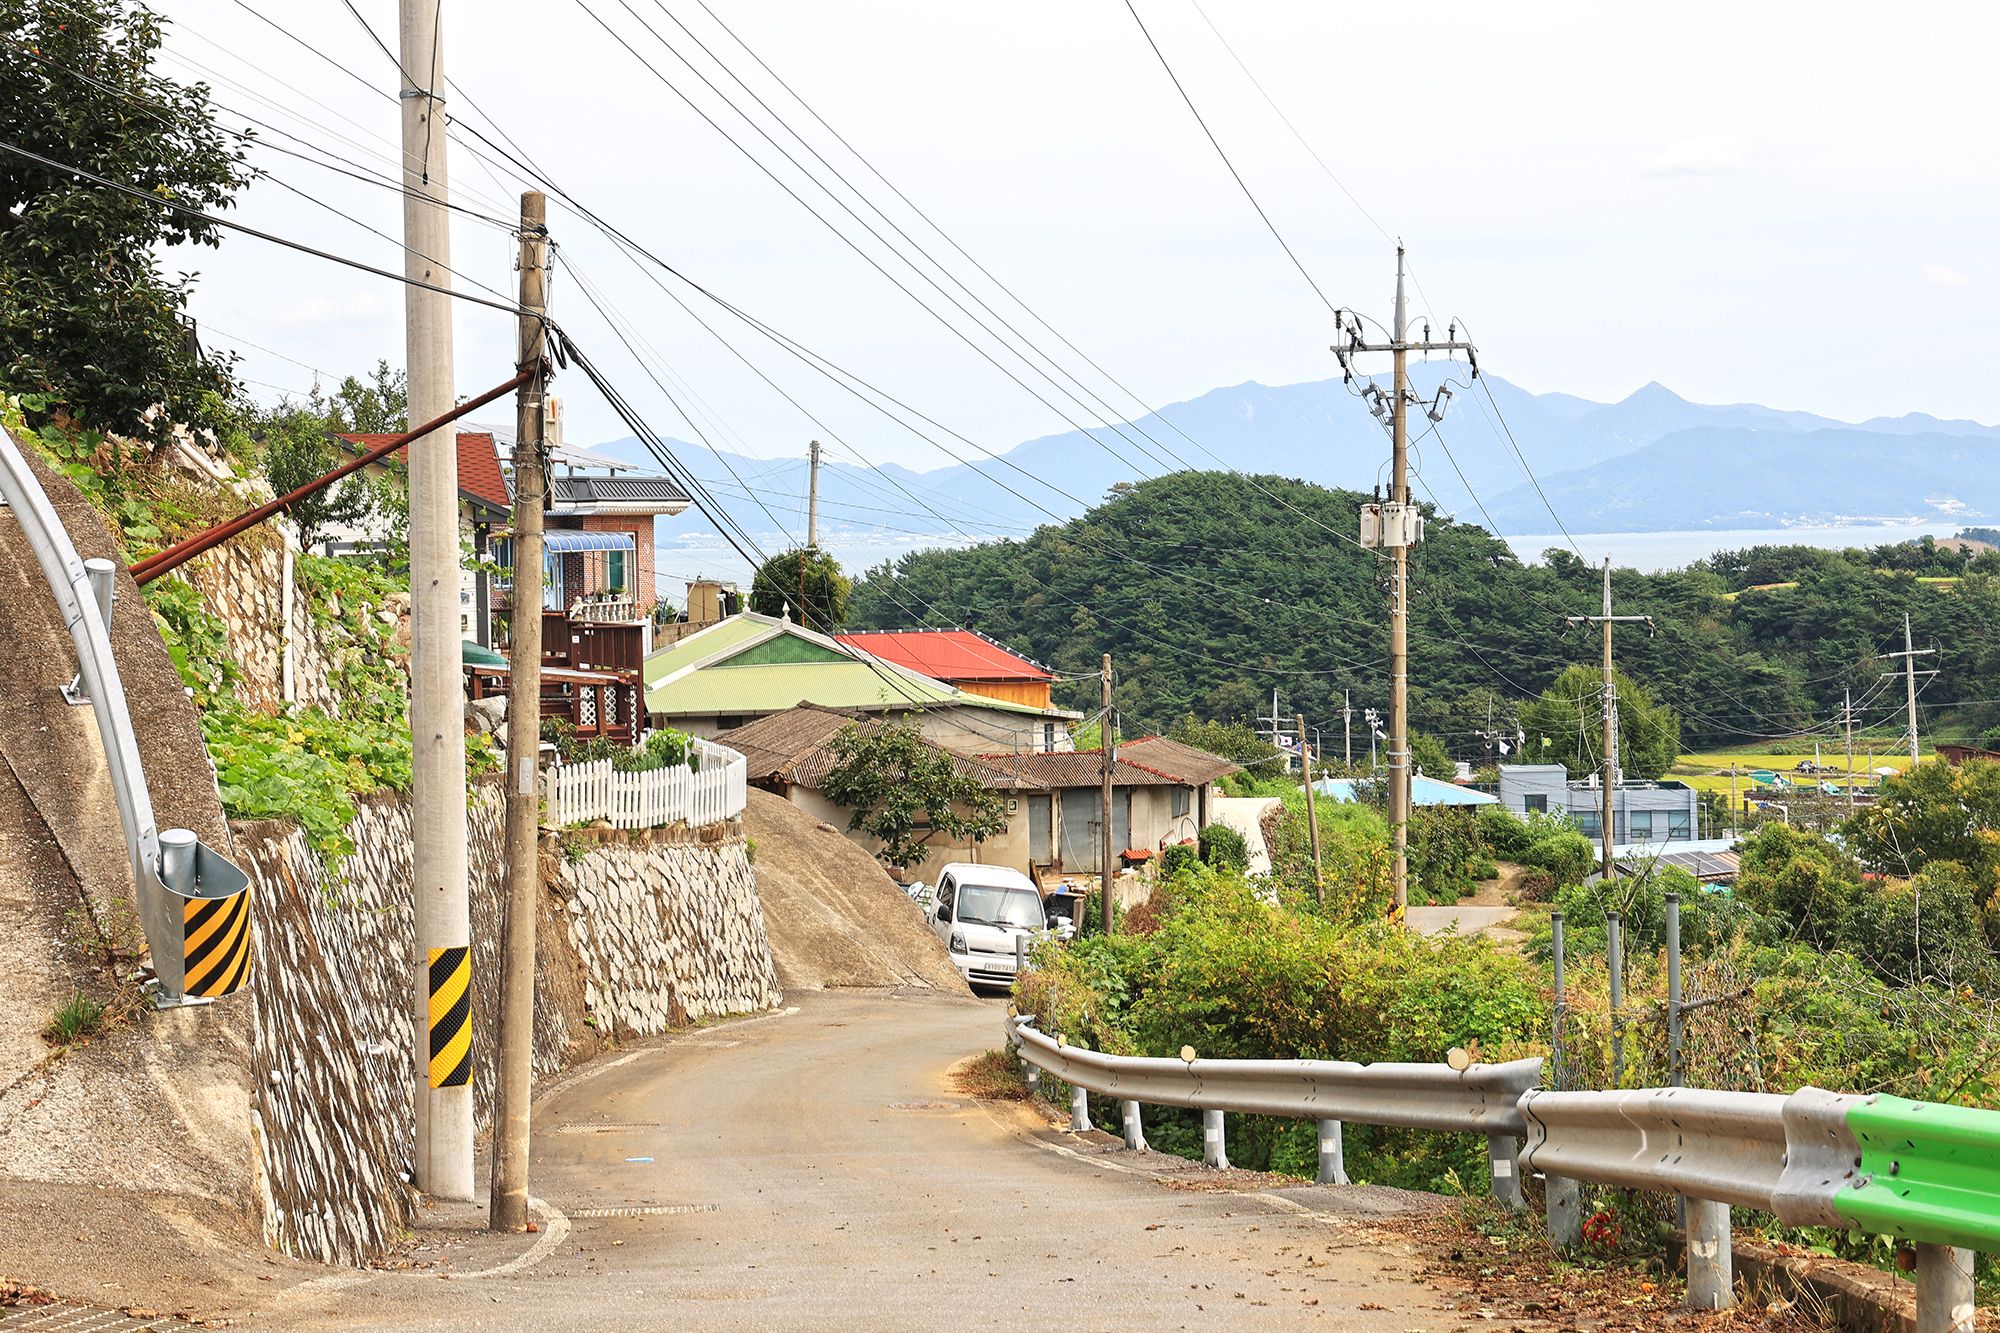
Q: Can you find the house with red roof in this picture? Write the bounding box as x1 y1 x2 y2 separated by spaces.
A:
833 628 1057 712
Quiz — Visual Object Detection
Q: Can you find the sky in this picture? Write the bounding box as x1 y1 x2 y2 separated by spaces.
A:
164 0 2000 482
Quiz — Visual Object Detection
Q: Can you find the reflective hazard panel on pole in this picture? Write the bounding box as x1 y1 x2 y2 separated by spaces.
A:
182 890 253 997
428 946 473 1088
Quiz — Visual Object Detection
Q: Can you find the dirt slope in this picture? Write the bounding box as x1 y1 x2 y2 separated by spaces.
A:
743 787 970 995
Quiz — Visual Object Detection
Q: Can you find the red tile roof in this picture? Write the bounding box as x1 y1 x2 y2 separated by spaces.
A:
835 628 1053 683
335 431 510 512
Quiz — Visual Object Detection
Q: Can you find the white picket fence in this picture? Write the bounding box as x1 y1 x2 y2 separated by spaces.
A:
544 738 748 830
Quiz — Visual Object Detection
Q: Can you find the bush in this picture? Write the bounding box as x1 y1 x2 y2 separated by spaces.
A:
1160 842 1198 879
1477 806 1534 859
1469 860 1499 881
1197 823 1250 871
1519 828 1596 888
1518 870 1556 901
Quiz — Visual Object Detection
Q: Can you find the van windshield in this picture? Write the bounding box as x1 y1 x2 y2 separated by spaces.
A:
955 885 1042 929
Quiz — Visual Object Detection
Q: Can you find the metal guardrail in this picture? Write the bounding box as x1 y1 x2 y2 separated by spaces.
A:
1008 1013 2000 1325
0 424 249 1001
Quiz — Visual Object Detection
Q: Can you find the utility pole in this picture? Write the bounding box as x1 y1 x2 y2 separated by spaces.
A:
400 0 472 1202
1730 765 1738 840
1298 714 1323 900
806 439 822 548
1882 612 1935 768
1563 559 1651 882
1333 248 1476 919
491 191 547 1234
1343 690 1352 766
1844 687 1855 813
1100 654 1115 936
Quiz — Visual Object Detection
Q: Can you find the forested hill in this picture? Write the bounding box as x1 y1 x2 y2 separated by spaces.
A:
844 472 2000 754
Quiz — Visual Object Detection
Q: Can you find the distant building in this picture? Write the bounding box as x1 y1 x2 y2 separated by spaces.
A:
1314 774 1498 807
1498 763 1699 845
833 629 1057 711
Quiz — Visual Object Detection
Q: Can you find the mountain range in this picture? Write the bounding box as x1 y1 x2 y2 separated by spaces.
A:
589 371 2000 547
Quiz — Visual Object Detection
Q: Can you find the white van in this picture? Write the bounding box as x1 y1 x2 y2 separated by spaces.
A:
926 863 1052 987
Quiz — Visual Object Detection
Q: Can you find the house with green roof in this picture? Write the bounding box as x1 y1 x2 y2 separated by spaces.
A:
642 613 1079 756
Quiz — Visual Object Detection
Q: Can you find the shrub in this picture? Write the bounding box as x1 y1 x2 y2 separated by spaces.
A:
1159 842 1198 879
1197 823 1250 871
1477 806 1533 859
1469 860 1499 881
1518 870 1556 901
1519 828 1596 888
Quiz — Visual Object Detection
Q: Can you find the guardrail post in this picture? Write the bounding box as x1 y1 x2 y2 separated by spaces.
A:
1488 1135 1523 1210
1203 1109 1229 1170
1316 1118 1349 1185
1607 909 1625 1086
1121 1100 1147 1151
1070 1084 1090 1134
1685 1198 1733 1309
1015 932 1029 978
1546 912 1582 1248
1547 1174 1581 1250
1915 1243 1975 1333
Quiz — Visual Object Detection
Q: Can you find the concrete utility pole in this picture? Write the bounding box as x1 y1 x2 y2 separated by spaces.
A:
400 0 472 1202
1298 714 1323 900
491 191 548 1234
1845 687 1856 813
1332 248 1476 918
806 439 821 548
1882 612 1935 769
1564 560 1650 881
1343 690 1352 766
1100 655 1115 936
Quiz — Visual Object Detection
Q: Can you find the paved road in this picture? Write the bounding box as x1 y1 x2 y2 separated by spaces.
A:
261 989 1464 1332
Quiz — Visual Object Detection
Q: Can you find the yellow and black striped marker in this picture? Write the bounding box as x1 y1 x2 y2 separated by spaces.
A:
183 890 252 998
428 946 472 1088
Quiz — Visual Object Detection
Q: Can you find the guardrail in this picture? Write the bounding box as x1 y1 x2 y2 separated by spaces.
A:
1007 1014 2000 1327
543 738 747 830
0 425 249 1002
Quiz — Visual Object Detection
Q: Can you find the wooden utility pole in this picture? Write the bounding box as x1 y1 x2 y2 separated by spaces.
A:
400 0 472 1202
491 191 547 1234
1100 655 1115 936
1331 248 1475 919
1298 714 1323 900
1564 560 1650 881
806 439 822 548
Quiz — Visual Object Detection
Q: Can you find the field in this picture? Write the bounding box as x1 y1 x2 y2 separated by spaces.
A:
1669 749 1912 798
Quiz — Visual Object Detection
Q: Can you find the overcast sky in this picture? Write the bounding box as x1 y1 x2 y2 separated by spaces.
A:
166 1 1999 479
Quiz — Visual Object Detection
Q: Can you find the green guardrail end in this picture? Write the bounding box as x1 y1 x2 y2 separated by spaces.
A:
1839 1095 2000 1252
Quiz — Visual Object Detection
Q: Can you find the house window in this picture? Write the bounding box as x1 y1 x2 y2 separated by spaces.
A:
1172 787 1191 818
1668 810 1692 841
1524 794 1548 814
1574 808 1601 837
1043 722 1055 752
543 548 562 610
493 536 513 589
607 548 627 594
1630 810 1655 841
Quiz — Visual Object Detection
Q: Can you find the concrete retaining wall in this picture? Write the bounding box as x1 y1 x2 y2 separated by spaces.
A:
235 783 778 1265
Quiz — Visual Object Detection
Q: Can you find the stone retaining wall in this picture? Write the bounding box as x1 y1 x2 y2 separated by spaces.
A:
235 782 777 1265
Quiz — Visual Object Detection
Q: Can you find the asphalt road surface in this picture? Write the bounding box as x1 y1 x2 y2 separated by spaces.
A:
261 988 1465 1332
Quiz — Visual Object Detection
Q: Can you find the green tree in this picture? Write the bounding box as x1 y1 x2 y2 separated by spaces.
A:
0 1 255 439
750 546 850 629
1410 733 1457 781
1843 758 2000 896
1519 665 1681 780
262 414 374 548
820 717 1007 869
1166 715 1282 779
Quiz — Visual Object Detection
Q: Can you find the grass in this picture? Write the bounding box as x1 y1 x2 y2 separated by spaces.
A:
42 993 105 1048
951 1048 1033 1101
